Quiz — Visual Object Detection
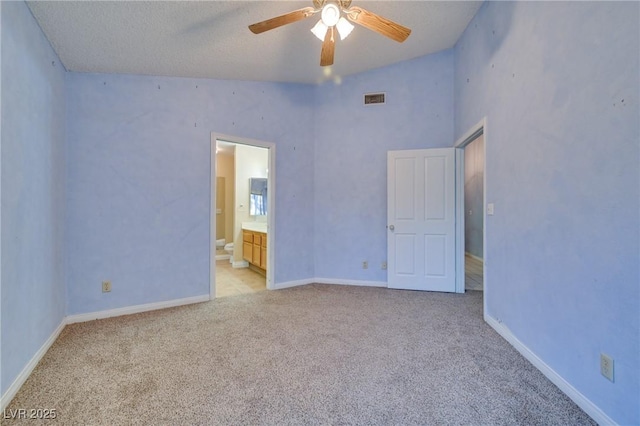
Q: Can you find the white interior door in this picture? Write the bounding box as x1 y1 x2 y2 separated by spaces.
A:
387 148 456 292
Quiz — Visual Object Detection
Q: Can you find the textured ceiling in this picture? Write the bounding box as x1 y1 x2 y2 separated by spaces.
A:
27 1 482 84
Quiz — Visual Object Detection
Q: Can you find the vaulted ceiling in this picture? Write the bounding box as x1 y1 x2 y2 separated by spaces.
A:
27 1 482 84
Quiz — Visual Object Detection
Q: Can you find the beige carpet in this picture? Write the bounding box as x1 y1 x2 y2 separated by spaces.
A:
5 285 594 425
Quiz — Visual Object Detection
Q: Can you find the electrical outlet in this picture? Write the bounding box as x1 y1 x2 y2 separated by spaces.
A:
102 281 112 293
600 353 614 382
362 261 368 269
381 261 387 270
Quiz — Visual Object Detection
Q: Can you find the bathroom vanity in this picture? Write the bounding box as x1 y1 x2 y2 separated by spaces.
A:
242 222 267 274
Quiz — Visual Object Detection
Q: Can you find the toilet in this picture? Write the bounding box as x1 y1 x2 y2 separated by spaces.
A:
224 242 234 255
215 239 232 261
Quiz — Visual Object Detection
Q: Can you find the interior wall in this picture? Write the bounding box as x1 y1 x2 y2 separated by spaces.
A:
215 177 225 241
216 151 235 245
313 50 454 282
232 144 268 263
0 1 67 396
464 134 483 259
0 0 3 395
454 2 639 423
65 74 315 314
5 2 637 422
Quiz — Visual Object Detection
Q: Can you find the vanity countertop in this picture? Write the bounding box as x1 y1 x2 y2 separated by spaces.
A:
242 222 267 233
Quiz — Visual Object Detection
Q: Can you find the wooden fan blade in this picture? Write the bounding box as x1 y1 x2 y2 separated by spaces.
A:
345 6 411 43
249 7 316 34
320 27 335 66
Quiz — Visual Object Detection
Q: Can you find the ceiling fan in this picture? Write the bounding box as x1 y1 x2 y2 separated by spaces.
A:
249 0 411 67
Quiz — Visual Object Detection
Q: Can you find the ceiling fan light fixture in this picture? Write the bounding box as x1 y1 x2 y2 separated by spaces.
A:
336 17 354 40
321 3 340 27
311 19 328 41
249 1 411 68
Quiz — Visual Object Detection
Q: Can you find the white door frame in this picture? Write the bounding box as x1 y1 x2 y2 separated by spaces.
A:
210 132 276 299
454 118 488 318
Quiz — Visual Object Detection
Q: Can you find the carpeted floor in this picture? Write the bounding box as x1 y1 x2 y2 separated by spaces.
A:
5 285 595 425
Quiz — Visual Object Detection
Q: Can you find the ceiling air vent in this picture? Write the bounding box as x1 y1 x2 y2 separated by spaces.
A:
364 92 386 106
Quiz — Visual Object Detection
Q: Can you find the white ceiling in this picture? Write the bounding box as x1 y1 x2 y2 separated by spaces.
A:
27 1 482 84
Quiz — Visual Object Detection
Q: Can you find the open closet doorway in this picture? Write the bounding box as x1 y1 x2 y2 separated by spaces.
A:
454 119 487 302
462 134 484 291
210 133 276 299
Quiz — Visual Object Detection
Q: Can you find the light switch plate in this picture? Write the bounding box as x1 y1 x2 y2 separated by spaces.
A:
487 203 495 215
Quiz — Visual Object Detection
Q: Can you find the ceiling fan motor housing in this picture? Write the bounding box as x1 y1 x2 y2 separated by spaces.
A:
321 3 341 27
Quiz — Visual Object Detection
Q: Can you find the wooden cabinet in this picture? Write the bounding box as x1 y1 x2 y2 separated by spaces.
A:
261 234 267 269
242 231 253 263
252 234 261 265
242 230 267 272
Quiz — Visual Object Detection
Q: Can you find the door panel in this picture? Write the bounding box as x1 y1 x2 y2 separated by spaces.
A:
425 156 446 220
388 148 456 292
395 234 416 275
425 235 446 276
395 158 416 220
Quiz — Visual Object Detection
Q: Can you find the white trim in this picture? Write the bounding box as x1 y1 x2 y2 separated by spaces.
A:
485 315 614 426
455 148 465 293
232 260 249 269
65 295 210 324
315 278 387 288
453 117 487 315
481 119 488 323
273 278 315 290
272 277 387 290
454 118 486 149
215 254 230 261
464 252 484 263
0 320 66 411
209 134 217 303
210 133 276 300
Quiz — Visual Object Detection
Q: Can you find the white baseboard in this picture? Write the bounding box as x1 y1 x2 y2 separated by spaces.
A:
65 294 210 324
272 278 314 290
0 319 66 411
485 315 615 425
272 278 387 290
232 260 249 269
465 252 484 263
314 277 387 288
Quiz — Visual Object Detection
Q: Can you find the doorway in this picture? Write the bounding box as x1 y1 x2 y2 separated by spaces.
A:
463 134 484 291
210 133 276 299
454 119 487 307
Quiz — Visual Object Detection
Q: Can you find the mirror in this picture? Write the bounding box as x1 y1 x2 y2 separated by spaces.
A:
249 178 268 216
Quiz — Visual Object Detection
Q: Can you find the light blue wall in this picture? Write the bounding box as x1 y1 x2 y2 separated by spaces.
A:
1 1 67 395
66 73 315 314
455 2 639 424
0 0 3 394
4 1 638 422
314 51 454 281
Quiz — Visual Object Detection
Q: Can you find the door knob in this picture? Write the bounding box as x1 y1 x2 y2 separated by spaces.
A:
389 225 395 231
